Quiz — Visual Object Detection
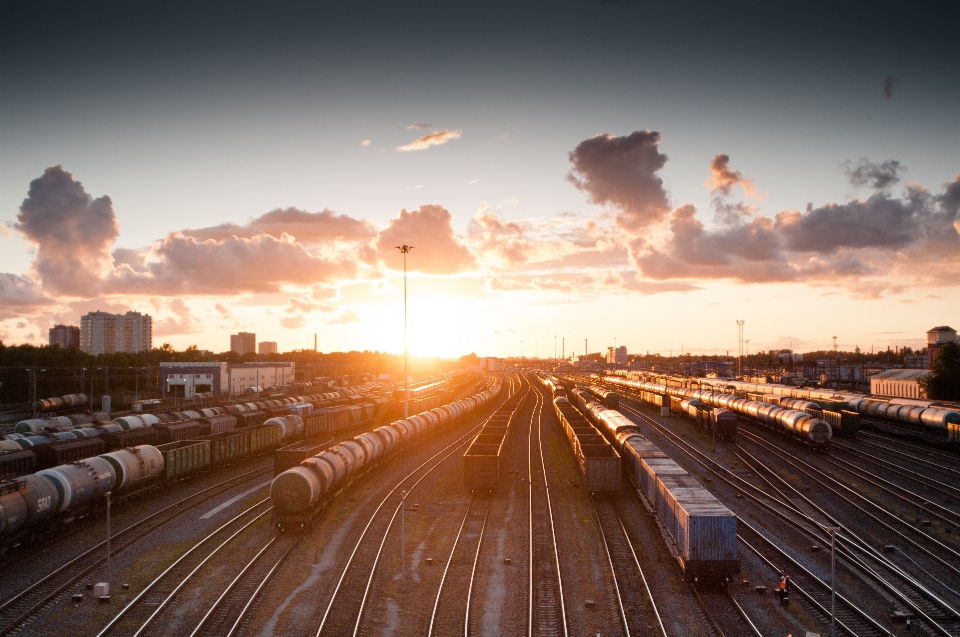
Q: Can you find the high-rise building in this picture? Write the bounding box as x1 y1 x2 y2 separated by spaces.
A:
927 326 958 368
231 332 256 355
49 324 81 349
606 345 627 365
80 311 152 355
258 341 278 355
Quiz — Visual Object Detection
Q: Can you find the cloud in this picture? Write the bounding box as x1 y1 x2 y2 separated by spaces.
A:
324 310 360 325
181 207 376 243
371 205 475 274
406 123 432 130
153 298 202 336
280 315 307 329
632 173 960 288
361 139 372 146
567 131 670 232
397 129 462 152
107 233 358 295
775 193 924 254
844 158 905 190
705 154 757 197
15 165 119 296
0 273 53 319
883 74 898 99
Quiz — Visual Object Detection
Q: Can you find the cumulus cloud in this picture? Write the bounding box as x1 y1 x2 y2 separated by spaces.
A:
397 129 462 152
107 233 357 295
567 131 670 232
371 205 475 274
775 193 923 254
182 207 376 243
15 165 119 295
0 273 53 319
705 154 757 198
883 74 898 99
153 299 202 336
844 158 905 190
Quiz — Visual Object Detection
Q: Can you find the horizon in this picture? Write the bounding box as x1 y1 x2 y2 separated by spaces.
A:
2 0 958 359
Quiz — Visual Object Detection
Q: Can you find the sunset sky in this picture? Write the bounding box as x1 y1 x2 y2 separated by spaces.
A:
2 1 959 358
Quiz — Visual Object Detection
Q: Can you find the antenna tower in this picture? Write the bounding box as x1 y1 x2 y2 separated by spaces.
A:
736 319 745 378
832 336 838 353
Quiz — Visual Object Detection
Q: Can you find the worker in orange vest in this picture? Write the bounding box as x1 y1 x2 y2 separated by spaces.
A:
779 574 791 606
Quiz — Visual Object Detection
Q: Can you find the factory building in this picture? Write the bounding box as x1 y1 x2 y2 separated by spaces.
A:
606 346 627 365
49 324 80 349
927 326 957 368
231 331 256 355
258 341 278 355
479 357 506 371
80 311 152 355
870 368 928 399
160 361 296 398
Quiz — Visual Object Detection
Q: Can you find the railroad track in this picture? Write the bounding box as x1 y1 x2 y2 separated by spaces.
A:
0 464 273 636
855 431 960 471
425 498 490 637
93 499 273 637
737 428 960 636
188 532 302 637
832 438 960 500
616 400 893 636
526 377 568 637
314 379 525 637
691 585 763 637
590 498 666 637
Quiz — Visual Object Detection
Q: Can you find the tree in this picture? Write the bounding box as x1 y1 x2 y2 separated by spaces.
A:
919 342 960 401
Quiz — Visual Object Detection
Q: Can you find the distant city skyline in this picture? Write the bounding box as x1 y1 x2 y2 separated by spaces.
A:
1 1 958 358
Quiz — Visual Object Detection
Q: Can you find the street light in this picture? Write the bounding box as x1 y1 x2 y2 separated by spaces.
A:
400 489 407 589
825 526 841 637
396 245 414 419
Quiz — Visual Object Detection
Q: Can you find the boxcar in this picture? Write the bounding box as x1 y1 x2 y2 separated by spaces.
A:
198 415 236 436
709 409 737 442
235 411 266 428
464 442 503 489
821 410 860 436
157 440 211 482
154 421 202 444
0 449 36 480
100 428 159 450
33 438 106 470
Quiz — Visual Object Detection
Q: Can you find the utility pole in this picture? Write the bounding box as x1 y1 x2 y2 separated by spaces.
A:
396 245 414 419
736 319 745 378
585 338 587 357
554 336 557 362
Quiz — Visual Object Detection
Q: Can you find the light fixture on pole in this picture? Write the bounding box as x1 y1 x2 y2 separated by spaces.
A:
396 245 414 419
400 489 407 590
825 526 841 637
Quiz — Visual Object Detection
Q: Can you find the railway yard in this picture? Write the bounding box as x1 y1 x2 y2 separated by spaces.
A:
1 372 959 636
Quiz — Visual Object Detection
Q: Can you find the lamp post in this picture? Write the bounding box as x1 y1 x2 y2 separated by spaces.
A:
400 489 407 589
825 526 840 637
396 245 414 419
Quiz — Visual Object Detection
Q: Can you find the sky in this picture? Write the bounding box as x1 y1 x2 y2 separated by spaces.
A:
1 0 959 358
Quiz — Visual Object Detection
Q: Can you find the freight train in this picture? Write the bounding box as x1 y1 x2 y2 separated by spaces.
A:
617 372 960 446
600 376 832 447
0 414 321 548
270 377 503 531
0 381 430 482
565 387 738 583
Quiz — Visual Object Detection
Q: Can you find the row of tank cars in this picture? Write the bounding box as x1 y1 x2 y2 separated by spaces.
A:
270 376 503 531
536 374 738 583
599 374 836 447
611 371 960 447
0 379 463 549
